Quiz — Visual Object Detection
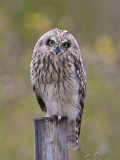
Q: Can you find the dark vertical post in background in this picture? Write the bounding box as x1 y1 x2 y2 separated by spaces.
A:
33 117 68 160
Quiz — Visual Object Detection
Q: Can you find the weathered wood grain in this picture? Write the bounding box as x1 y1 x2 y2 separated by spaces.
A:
33 117 68 160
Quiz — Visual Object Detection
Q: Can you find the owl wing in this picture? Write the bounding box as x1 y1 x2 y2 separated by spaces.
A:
67 58 86 150
32 84 47 113
74 58 86 136
36 94 47 113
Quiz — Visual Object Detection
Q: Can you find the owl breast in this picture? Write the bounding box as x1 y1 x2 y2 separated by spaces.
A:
31 53 81 120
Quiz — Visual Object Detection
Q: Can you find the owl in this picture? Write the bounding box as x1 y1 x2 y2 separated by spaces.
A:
30 28 86 150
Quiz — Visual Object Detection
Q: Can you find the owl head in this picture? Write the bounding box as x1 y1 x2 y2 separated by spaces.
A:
34 28 80 56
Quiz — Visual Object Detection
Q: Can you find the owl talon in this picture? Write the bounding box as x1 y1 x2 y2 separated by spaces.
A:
57 116 62 124
57 116 67 124
50 115 62 124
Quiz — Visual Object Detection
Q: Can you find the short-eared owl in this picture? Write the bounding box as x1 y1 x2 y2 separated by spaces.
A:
30 28 86 150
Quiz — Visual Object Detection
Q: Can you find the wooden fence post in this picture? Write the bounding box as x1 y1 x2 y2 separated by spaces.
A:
33 117 68 160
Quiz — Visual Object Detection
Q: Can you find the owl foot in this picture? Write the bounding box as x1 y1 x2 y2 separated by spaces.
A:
57 116 67 124
50 115 66 124
57 116 62 124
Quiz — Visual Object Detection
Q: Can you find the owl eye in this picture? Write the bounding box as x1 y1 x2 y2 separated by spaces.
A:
62 42 70 48
47 39 55 46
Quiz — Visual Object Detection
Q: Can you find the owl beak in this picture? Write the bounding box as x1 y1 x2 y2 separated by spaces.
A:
55 46 60 55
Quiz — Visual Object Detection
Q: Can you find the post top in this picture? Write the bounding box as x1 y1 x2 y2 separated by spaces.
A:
33 116 67 122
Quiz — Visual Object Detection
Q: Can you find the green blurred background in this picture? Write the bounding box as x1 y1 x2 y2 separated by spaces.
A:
0 0 120 159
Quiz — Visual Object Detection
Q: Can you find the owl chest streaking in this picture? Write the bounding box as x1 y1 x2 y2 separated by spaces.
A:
30 28 86 150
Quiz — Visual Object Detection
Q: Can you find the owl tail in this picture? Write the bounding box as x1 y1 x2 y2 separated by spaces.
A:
67 119 81 150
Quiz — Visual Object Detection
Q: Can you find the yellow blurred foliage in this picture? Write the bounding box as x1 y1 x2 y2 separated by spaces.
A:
24 12 52 31
95 35 115 57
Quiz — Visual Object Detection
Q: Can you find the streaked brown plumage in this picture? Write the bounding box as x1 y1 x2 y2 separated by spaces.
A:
30 28 86 149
